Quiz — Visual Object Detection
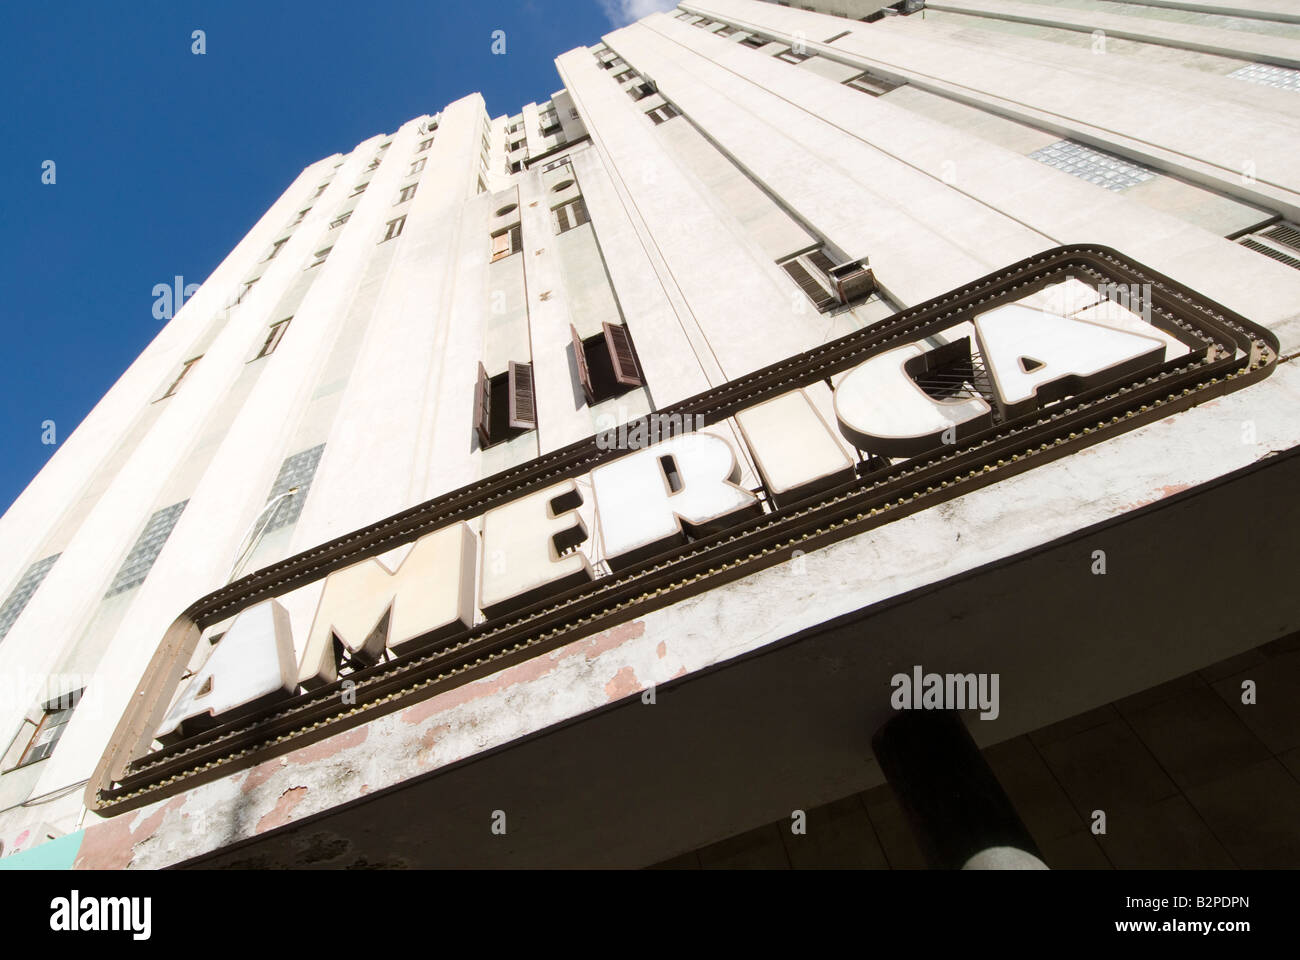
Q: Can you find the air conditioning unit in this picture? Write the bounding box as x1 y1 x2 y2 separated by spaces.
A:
829 258 876 303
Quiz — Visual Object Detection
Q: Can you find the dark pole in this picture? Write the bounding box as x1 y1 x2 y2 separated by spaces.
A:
871 710 1047 869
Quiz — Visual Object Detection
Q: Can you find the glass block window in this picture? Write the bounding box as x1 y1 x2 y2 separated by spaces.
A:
1228 63 1300 92
0 554 60 644
104 501 188 598
263 444 325 532
1028 140 1155 191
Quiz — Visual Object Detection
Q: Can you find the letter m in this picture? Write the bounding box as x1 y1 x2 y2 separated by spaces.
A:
298 523 477 689
947 673 978 711
101 899 129 931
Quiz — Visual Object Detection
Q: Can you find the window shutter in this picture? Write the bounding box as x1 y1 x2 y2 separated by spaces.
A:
571 324 596 406
781 259 836 310
510 224 521 254
491 230 510 261
555 204 570 234
572 197 590 228
602 322 643 387
473 362 492 447
508 361 536 429
807 248 837 277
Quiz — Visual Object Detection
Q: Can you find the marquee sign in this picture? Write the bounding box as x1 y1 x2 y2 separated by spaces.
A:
87 245 1278 814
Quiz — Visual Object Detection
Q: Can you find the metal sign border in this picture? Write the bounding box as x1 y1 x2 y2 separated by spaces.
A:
86 244 1279 814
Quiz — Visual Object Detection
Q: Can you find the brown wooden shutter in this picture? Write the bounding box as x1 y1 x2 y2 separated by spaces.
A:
602 322 643 387
781 259 836 311
473 361 492 447
807 248 837 277
572 197 590 228
509 223 521 254
508 361 536 430
555 204 570 234
491 230 510 261
571 324 596 405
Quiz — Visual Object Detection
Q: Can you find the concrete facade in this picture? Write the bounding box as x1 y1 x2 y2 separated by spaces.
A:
1 0 1299 867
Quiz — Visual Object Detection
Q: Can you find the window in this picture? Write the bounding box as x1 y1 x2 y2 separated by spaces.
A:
0 554 60 646
538 109 561 136
417 137 433 152
490 224 522 261
778 248 869 311
329 211 352 230
740 35 767 49
646 103 681 125
844 72 902 96
553 197 590 234
410 157 427 176
775 48 810 64
312 183 329 198
264 237 289 261
235 278 258 304
104 501 188 596
1028 140 1155 192
14 689 83 768
383 215 407 241
367 158 381 171
473 361 536 448
262 444 325 531
627 82 656 101
571 323 643 406
397 183 418 204
350 183 369 197
254 318 291 360
158 356 201 400
1237 222 1300 271
780 251 838 311
717 25 738 37
507 160 523 174
293 208 311 224
509 137 525 152
309 247 332 268
613 68 634 83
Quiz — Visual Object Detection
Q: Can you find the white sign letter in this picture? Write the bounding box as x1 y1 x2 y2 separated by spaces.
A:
974 304 1165 417
156 600 297 742
591 432 759 570
479 480 593 618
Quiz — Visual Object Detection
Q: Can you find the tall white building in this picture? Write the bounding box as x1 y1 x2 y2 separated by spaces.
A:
1 0 1299 869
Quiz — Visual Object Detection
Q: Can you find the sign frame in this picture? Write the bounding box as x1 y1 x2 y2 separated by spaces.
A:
87 244 1280 814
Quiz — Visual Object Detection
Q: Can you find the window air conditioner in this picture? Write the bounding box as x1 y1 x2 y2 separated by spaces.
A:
828 258 875 303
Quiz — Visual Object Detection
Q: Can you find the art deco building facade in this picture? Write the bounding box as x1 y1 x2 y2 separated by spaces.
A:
1 0 1299 869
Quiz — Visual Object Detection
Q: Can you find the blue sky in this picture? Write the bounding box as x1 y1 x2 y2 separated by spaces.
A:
0 0 674 514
